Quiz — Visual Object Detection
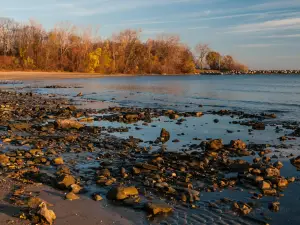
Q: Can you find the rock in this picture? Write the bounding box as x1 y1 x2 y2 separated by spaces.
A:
291 156 300 166
195 112 203 117
145 202 173 215
93 194 103 201
99 168 111 177
132 167 141 174
141 163 158 171
232 202 252 215
291 127 300 137
230 140 246 150
55 119 84 130
27 197 43 209
29 149 43 156
107 186 139 200
269 202 280 212
160 128 170 143
273 161 283 169
57 174 76 189
70 184 82 194
259 181 271 190
66 192 80 200
262 189 277 196
8 122 31 131
65 135 78 142
208 139 223 151
38 202 56 225
0 154 9 166
288 177 295 183
181 193 187 202
279 136 287 141
169 114 179 120
265 167 280 177
277 178 288 188
252 123 265 130
53 157 64 165
125 114 138 121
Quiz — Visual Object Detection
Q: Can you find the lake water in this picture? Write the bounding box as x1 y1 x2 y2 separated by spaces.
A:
26 74 300 121
3 74 300 225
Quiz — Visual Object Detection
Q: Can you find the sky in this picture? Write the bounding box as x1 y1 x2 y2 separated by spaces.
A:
1 0 300 69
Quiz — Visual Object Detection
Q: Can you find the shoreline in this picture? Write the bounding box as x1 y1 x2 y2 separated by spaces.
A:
0 71 300 80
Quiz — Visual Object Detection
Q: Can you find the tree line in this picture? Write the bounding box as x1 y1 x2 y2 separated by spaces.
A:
0 18 248 74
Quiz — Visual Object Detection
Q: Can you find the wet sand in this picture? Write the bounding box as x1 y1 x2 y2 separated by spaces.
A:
0 176 133 225
0 71 192 81
0 71 132 80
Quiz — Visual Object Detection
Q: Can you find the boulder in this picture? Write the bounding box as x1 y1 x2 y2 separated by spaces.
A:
54 119 84 130
107 186 139 200
145 202 173 215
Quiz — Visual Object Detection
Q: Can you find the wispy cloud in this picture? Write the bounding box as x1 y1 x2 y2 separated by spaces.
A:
68 0 207 16
237 43 279 48
228 17 300 33
142 26 208 35
276 55 300 59
262 33 300 38
249 0 300 11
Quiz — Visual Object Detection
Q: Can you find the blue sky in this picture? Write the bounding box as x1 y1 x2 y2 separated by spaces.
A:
1 0 300 69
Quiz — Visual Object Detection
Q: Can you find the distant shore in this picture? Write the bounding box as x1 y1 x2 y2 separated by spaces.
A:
0 70 299 80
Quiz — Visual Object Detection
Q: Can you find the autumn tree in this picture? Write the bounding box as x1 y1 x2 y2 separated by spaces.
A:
206 51 221 70
195 43 210 70
221 55 234 71
0 18 247 74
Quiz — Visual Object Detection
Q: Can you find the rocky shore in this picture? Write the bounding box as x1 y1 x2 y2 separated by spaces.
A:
199 70 300 75
0 88 300 225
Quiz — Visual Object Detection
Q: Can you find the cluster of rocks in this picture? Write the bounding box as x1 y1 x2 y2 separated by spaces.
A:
0 90 299 224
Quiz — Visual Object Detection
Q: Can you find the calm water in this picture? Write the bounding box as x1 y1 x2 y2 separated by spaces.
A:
3 74 300 225
26 74 300 121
